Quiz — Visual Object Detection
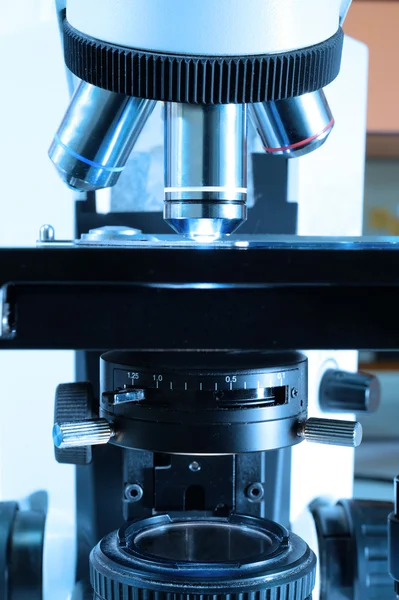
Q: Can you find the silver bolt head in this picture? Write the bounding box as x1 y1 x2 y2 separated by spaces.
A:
39 224 55 242
53 423 64 448
352 422 363 447
125 483 144 502
189 461 201 472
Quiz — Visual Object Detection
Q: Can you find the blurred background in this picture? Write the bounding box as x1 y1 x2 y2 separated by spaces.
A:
345 0 399 502
345 1 399 237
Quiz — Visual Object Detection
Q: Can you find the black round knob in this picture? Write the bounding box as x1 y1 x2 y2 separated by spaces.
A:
312 499 394 600
54 381 95 465
319 369 380 413
0 502 45 600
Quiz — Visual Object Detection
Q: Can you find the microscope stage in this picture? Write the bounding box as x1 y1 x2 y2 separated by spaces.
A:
0 237 399 350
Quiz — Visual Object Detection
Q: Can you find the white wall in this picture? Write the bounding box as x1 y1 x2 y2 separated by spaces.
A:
0 3 76 598
290 36 369 598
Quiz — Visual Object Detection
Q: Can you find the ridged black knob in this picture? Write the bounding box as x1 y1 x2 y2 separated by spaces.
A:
54 382 95 465
0 502 45 600
64 19 344 105
312 499 394 600
319 369 380 413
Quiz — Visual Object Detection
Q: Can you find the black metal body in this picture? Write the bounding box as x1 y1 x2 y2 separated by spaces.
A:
100 350 307 454
1 243 399 351
74 352 292 581
68 162 299 582
121 449 291 524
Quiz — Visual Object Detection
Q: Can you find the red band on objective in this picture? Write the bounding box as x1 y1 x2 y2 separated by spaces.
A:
264 118 335 153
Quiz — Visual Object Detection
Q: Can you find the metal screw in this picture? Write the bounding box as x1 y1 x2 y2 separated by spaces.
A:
39 224 55 242
291 387 298 398
53 419 115 448
1 304 11 337
298 417 363 448
189 461 201 472
1 316 9 336
125 483 143 503
246 483 264 503
0 298 14 339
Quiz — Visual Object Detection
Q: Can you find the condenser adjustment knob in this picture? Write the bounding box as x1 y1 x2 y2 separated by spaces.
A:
298 417 363 448
54 381 96 465
319 369 380 413
53 419 115 449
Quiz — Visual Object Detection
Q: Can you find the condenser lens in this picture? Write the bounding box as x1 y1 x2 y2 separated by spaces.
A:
134 522 273 562
91 515 317 599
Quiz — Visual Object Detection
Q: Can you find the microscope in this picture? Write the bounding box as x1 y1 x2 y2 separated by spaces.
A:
0 0 398 599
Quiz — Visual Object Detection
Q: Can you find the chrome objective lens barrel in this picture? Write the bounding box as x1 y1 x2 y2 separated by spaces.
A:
164 103 247 240
49 81 156 191
249 90 334 158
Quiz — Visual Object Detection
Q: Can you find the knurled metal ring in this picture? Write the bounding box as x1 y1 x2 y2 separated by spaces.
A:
64 20 344 104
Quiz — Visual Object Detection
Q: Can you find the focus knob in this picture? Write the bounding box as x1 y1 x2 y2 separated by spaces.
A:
313 499 395 600
319 369 380 413
54 382 95 465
